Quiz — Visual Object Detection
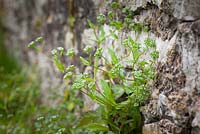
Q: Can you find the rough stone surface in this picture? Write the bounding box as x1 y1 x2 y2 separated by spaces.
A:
2 0 96 104
142 122 159 134
170 0 200 20
2 0 200 133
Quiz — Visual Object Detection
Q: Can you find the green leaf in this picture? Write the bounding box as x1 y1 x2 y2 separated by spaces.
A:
100 79 116 105
101 80 111 98
94 94 110 106
76 110 108 131
112 85 124 100
87 19 95 29
52 56 65 72
109 20 123 30
76 116 96 128
80 56 90 66
108 48 119 64
138 61 148 67
109 30 118 39
99 26 106 43
116 100 129 109
87 123 109 131
89 38 99 43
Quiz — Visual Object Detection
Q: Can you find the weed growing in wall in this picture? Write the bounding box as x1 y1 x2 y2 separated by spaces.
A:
28 1 158 134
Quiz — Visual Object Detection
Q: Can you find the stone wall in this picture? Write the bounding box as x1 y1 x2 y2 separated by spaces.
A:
2 0 200 133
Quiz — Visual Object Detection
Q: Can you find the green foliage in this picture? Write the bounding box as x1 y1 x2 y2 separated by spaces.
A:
26 1 159 134
34 90 85 134
0 66 39 134
66 48 75 57
0 17 40 133
27 36 44 52
64 3 157 133
0 60 86 134
80 56 91 66
0 18 18 73
111 2 120 9
0 34 85 134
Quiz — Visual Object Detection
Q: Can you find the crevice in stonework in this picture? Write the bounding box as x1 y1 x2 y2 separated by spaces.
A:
135 2 178 41
142 43 194 133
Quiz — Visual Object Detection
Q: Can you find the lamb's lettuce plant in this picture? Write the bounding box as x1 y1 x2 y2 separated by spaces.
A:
28 2 158 134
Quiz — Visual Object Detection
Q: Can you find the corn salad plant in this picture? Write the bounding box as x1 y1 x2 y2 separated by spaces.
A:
28 2 158 134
